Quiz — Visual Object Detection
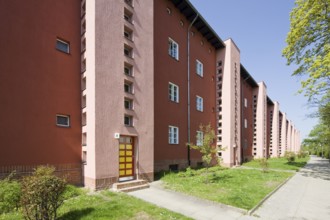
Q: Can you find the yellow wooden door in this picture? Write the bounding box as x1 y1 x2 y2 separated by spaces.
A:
119 137 134 177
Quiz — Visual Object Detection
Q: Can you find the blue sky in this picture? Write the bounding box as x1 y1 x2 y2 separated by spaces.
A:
189 0 318 139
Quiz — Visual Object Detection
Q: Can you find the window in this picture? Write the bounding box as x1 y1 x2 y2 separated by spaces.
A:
124 64 133 76
169 126 179 144
125 0 133 6
196 131 203 146
124 98 133 110
124 9 133 23
244 98 248 108
56 39 69 53
124 45 133 58
124 115 133 126
124 81 133 93
168 38 179 60
124 27 133 41
244 119 247 128
56 115 70 127
169 82 179 103
196 60 203 77
196 96 203 112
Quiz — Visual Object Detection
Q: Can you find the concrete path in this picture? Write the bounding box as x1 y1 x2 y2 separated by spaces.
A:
128 180 247 219
250 155 330 220
128 156 330 220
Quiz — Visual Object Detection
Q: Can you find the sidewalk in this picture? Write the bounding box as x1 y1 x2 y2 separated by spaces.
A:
251 155 330 220
128 156 330 220
128 180 247 220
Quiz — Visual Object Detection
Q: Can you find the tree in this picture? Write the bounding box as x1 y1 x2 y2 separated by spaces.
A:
282 0 330 100
303 122 330 158
190 124 217 169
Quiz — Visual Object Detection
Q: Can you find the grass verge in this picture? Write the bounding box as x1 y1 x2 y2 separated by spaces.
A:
243 156 310 171
160 167 293 210
0 189 191 220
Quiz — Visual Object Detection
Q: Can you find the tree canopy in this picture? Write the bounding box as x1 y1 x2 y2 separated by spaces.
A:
283 0 330 100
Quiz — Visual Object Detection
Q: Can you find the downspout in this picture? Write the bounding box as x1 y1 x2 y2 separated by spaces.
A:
240 76 250 164
187 13 199 167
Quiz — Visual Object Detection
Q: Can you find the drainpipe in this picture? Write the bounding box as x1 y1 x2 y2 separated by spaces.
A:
187 13 199 167
241 76 250 164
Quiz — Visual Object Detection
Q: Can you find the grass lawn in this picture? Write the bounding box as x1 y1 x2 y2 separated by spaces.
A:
243 156 310 171
160 167 293 210
0 190 191 220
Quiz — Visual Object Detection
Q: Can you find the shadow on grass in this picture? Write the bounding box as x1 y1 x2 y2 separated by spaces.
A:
286 161 307 168
208 173 233 183
58 208 95 220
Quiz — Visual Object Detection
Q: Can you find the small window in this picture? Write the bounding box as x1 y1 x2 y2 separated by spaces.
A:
244 119 247 128
169 126 179 144
196 131 203 146
217 60 222 67
196 96 203 112
56 39 70 53
124 27 133 41
124 64 133 76
124 9 133 23
125 0 133 7
124 115 133 126
124 98 133 110
169 82 179 103
196 60 203 77
124 81 133 93
124 45 133 58
166 7 172 15
244 98 248 108
56 115 70 127
168 38 179 60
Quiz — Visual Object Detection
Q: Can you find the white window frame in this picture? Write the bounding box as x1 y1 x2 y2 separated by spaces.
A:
196 96 203 112
196 131 203 146
124 115 133 127
169 126 179 144
196 60 203 77
124 98 133 110
56 115 70 127
244 98 248 108
244 119 248 128
56 39 70 53
169 82 179 103
168 38 179 60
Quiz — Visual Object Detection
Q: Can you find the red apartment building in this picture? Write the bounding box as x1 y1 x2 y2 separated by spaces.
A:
0 0 82 184
0 0 301 190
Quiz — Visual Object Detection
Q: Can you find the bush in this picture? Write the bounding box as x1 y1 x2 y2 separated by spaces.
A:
258 158 269 172
62 184 84 200
20 166 67 220
285 151 296 163
0 172 21 214
297 150 308 158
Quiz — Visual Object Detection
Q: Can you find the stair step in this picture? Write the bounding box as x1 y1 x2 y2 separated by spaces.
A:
113 180 149 190
118 184 149 193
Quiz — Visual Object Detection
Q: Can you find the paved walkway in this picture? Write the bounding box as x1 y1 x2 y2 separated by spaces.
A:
251 155 330 220
128 156 330 220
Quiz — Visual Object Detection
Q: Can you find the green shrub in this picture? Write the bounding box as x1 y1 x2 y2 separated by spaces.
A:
62 184 84 200
258 158 269 172
0 172 21 214
20 166 67 220
284 151 296 163
297 150 308 158
178 167 197 177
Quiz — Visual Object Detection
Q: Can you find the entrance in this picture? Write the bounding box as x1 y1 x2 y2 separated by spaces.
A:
119 136 134 181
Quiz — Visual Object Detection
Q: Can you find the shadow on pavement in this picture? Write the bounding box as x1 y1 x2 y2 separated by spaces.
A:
300 157 330 181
